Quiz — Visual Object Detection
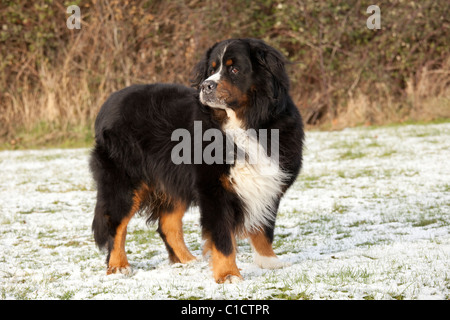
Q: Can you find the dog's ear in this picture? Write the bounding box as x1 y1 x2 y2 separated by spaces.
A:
249 39 290 101
190 43 218 89
247 39 290 125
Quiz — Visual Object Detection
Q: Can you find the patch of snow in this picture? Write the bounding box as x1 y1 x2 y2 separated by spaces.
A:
0 124 449 300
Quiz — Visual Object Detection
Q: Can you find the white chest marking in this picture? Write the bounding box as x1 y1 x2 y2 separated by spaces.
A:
223 109 288 232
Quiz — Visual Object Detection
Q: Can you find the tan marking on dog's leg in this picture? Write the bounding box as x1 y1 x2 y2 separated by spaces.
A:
159 202 196 264
107 212 134 275
107 185 148 275
249 230 291 269
204 234 242 283
249 231 277 257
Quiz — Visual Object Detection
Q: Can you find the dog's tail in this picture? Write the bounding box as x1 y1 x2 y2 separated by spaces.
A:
92 199 111 250
89 146 113 251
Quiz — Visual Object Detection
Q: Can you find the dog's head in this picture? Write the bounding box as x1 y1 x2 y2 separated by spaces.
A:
191 38 290 128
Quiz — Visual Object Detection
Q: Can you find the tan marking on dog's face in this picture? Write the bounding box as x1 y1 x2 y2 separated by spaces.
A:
216 80 249 106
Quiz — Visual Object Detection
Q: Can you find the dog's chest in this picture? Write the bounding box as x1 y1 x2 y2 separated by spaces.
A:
223 113 287 231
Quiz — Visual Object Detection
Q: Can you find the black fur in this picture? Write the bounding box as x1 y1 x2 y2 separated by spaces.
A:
90 38 304 274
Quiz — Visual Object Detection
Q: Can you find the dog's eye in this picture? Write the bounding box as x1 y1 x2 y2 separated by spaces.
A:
230 66 239 75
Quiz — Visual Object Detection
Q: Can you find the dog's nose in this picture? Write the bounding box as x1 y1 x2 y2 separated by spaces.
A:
200 80 217 94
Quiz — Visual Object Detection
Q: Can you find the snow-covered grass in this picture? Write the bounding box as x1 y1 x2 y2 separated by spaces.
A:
1 123 449 300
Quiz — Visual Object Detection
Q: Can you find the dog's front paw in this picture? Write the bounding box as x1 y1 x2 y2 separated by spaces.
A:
254 254 291 269
216 274 243 284
107 265 133 275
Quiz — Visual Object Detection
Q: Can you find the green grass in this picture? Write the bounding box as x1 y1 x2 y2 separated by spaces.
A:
339 150 366 160
2 119 449 151
59 290 76 300
362 118 450 130
269 291 312 300
1 121 94 150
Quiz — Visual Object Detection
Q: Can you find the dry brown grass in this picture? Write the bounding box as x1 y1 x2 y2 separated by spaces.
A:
407 58 450 122
1 1 244 144
1 1 449 147
332 58 450 129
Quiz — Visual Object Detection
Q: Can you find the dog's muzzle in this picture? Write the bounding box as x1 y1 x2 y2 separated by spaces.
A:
200 80 217 95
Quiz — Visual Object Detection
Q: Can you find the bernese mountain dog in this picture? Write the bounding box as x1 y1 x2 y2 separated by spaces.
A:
89 38 304 283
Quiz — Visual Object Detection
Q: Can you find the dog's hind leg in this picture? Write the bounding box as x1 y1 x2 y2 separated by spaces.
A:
91 145 148 275
105 207 135 275
157 201 196 264
92 184 147 275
